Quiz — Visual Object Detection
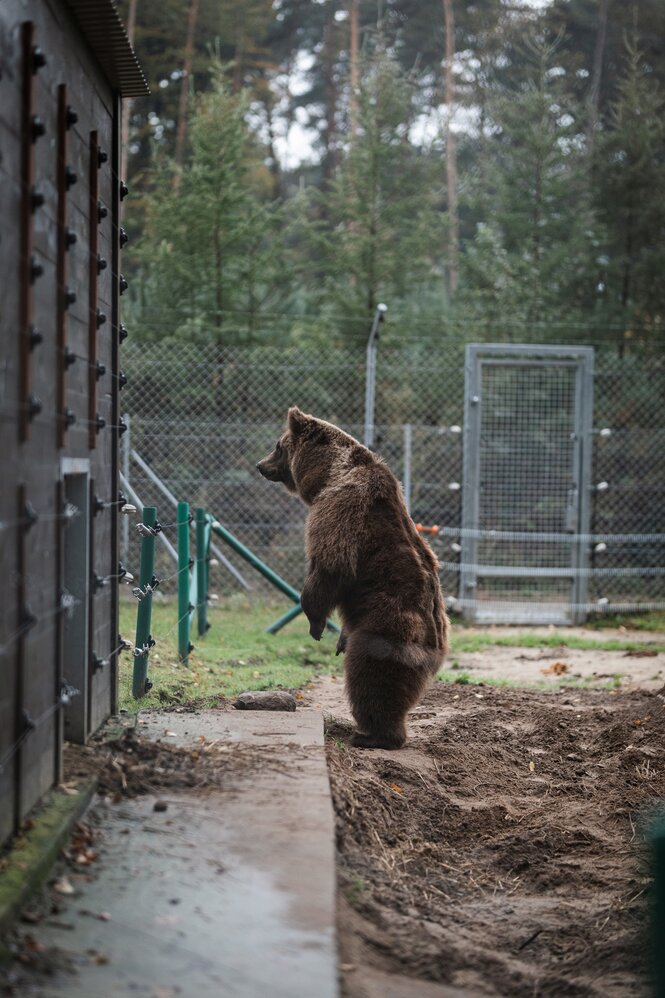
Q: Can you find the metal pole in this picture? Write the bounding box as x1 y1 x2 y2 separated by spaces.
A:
122 415 130 565
363 303 387 449
210 519 339 635
177 501 191 663
195 507 209 637
403 422 412 515
131 449 251 591
266 603 304 635
132 505 156 699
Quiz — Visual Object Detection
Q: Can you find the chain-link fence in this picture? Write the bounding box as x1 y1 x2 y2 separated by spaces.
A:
120 338 665 623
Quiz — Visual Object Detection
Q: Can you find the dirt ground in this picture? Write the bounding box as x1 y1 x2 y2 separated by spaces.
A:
312 673 665 997
3 631 665 998
451 643 664 692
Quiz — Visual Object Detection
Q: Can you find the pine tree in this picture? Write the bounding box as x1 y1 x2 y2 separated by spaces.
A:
135 69 286 345
594 36 665 349
460 33 600 328
300 42 446 342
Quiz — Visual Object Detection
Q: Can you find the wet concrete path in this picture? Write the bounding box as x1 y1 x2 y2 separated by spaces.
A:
31 711 339 998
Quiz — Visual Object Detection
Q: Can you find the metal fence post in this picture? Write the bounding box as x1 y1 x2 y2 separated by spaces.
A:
403 422 412 514
121 414 130 566
132 505 156 699
363 303 387 449
177 501 191 663
195 507 209 638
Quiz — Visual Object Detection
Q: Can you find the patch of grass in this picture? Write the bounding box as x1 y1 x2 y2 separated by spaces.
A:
584 610 665 632
437 670 621 692
451 631 665 655
118 596 341 713
344 877 366 907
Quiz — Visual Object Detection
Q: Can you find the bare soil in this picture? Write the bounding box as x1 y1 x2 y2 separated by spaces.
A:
317 676 665 997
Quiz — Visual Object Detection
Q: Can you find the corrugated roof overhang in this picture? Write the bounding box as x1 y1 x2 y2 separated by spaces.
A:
65 0 149 97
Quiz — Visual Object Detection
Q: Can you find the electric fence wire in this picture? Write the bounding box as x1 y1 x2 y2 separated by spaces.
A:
0 593 80 658
0 684 80 776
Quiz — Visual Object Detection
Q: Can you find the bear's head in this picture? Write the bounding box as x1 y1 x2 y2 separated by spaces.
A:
257 406 368 504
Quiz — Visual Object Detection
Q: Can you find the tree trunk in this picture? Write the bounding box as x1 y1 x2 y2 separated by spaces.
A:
322 5 338 186
588 0 610 140
120 0 138 204
349 0 359 138
264 91 281 198
173 0 200 193
442 0 458 299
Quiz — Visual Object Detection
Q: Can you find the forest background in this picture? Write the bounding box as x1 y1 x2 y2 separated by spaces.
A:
116 0 665 355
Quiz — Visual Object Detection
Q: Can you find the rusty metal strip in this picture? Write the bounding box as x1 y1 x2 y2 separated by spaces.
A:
87 478 96 738
88 131 99 450
19 23 37 443
110 96 121 714
13 484 27 830
56 86 68 449
54 479 64 784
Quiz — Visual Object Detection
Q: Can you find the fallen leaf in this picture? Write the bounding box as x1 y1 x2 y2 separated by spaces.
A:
52 877 75 895
386 783 403 793
94 954 110 965
163 730 177 737
541 661 569 676
528 760 536 772
624 649 658 658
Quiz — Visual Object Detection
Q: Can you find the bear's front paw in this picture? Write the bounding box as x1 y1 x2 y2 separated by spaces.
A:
309 618 325 641
335 629 347 656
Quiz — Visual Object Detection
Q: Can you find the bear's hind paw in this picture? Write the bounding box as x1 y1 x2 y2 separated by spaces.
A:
350 730 406 751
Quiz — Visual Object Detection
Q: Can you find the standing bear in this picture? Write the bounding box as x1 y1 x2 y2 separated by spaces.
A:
257 407 449 749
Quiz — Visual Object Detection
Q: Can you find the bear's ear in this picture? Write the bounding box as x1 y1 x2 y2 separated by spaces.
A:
288 406 309 436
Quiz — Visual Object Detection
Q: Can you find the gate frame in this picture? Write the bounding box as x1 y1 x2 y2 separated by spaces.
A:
461 343 594 625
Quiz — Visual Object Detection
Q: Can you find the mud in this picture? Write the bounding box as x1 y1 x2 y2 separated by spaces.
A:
324 681 665 996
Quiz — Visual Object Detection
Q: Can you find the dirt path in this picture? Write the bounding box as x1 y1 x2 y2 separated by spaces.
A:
309 672 664 996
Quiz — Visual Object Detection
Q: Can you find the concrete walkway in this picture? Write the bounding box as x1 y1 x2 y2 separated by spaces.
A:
30 710 339 998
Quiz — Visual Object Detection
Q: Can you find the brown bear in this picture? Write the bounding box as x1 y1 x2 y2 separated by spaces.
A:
256 406 449 749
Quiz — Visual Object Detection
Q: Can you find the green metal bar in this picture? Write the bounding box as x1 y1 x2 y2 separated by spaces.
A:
177 501 191 663
266 603 303 634
210 519 339 635
188 555 198 628
196 508 209 637
132 506 157 698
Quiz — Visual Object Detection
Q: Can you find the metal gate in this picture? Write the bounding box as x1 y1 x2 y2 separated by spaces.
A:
460 344 594 624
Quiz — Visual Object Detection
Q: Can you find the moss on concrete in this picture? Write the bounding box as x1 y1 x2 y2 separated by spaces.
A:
0 782 96 940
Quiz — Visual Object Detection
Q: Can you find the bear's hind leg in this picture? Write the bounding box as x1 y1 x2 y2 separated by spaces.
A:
344 634 426 750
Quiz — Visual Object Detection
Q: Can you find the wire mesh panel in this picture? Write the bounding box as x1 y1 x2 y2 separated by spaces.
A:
120 339 665 621
460 346 593 623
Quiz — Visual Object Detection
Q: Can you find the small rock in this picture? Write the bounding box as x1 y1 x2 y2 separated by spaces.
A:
234 691 297 712
153 800 168 813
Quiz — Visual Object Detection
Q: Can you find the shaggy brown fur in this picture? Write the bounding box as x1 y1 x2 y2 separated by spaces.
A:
257 407 449 749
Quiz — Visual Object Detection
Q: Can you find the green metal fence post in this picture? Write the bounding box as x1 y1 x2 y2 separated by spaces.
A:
132 506 157 698
195 508 209 638
177 501 191 663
